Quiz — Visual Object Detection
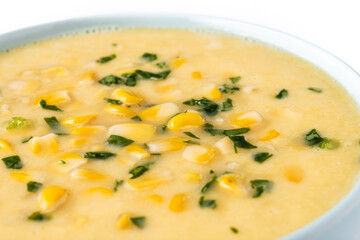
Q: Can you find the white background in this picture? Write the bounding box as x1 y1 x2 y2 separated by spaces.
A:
0 0 359 72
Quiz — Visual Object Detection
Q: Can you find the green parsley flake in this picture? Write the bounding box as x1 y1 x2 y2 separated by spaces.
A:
84 152 116 159
141 53 158 62
113 179 124 192
229 76 241 84
131 116 142 121
275 89 288 99
44 116 60 130
96 54 116 64
129 162 154 179
39 99 63 112
130 216 146 229
230 227 239 234
27 181 43 193
106 135 134 147
22 136 33 144
304 129 323 146
308 87 322 93
201 175 218 194
2 155 23 169
199 196 216 209
250 179 272 198
99 75 123 86
221 98 233 112
229 136 257 153
28 211 51 221
184 132 200 139
253 152 273 163
104 98 122 105
183 97 219 116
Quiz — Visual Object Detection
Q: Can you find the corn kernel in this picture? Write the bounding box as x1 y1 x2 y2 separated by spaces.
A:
115 213 131 230
42 66 68 76
169 194 186 213
71 138 87 147
71 169 106 181
104 104 137 117
70 126 106 136
30 133 58 155
215 137 234 155
108 123 156 142
0 138 13 153
111 88 143 105
37 90 71 105
218 174 243 193
148 194 163 203
284 166 304 183
126 173 171 190
259 129 280 141
182 145 215 164
80 72 96 81
148 137 187 153
39 185 67 212
10 172 33 183
183 172 202 182
55 152 87 173
192 71 202 79
206 84 222 101
171 58 187 68
85 187 113 196
231 111 263 128
167 112 203 131
139 102 179 123
123 144 150 160
62 114 97 127
157 84 177 92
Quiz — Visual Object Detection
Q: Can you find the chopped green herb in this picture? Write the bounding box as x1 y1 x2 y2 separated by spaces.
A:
183 140 200 145
6 117 29 130
143 143 149 149
122 72 137 87
224 128 250 136
156 62 167 69
44 116 60 130
113 179 124 192
150 153 161 156
230 227 239 234
161 125 167 132
111 43 117 47
105 135 134 147
305 129 323 146
84 152 116 159
28 211 51 221
221 98 233 112
27 181 43 193
308 87 322 93
201 175 218 194
131 116 142 121
250 179 272 198
22 136 33 143
39 99 63 112
129 162 154 179
229 76 241 84
318 138 339 150
219 84 240 94
96 54 116 64
104 98 122 105
184 132 200 139
54 132 68 136
2 155 23 169
130 216 146 229
135 69 171 80
99 75 123 86
204 123 249 136
57 160 66 164
253 152 273 163
141 53 158 62
275 89 288 99
229 136 257 153
183 97 219 116
199 196 216 209
210 169 215 174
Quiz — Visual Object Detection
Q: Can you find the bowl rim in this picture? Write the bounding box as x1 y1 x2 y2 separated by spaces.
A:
0 12 359 240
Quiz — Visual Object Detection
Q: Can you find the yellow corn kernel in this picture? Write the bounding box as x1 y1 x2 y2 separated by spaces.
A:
10 172 33 183
215 137 234 155
231 111 263 128
218 174 242 193
85 187 113 196
139 102 179 123
42 66 68 76
169 193 186 213
259 129 280 141
71 169 106 181
148 194 163 203
148 137 186 153
182 145 215 164
70 126 105 136
157 84 177 92
111 88 143 105
206 84 222 101
30 133 58 155
115 213 131 230
171 58 187 68
71 138 87 147
62 114 97 127
192 71 202 79
55 152 87 173
104 104 137 117
37 90 71 105
183 172 202 182
123 144 150 160
126 173 171 190
0 138 13 153
284 166 304 183
108 123 156 142
80 72 96 81
167 112 203 131
39 185 67 212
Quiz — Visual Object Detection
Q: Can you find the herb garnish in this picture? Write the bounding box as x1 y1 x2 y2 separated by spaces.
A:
318 138 339 150
6 117 29 130
22 136 33 143
131 116 142 121
183 140 200 145
229 136 257 153
230 227 239 234
96 54 116 64
27 181 43 193
28 211 51 221
135 69 171 80
250 179 272 198
201 175 218 194
122 72 137 86
141 53 157 62
113 179 124 192
104 98 122 105
184 132 200 139
304 129 323 146
275 89 288 99
44 116 60 130
308 87 322 93
39 99 63 112
204 123 249 136
156 62 167 69
130 216 146 229
84 152 116 159
129 162 154 179
253 152 273 163
2 155 23 169
221 98 233 112
99 75 123 86
183 97 219 116
229 76 241 84
199 196 216 209
105 135 134 147
219 84 240 94
161 125 167 132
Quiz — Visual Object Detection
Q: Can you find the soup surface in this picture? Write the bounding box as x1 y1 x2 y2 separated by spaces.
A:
0 29 359 240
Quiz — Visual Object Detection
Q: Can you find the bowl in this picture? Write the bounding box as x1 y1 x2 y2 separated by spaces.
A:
0 13 359 239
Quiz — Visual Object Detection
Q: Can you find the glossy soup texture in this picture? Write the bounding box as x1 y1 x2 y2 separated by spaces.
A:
0 29 359 240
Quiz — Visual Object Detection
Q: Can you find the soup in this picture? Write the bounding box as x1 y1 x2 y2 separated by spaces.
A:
0 29 359 240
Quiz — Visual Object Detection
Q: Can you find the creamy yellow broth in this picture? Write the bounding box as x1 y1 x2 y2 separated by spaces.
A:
0 29 359 240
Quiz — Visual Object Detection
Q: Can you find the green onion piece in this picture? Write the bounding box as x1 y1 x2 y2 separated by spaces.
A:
318 138 339 150
27 181 43 193
275 89 288 99
199 196 216 209
201 175 218 194
2 155 23 169
44 116 60 130
6 117 29 130
39 99 63 112
304 129 323 146
84 152 116 159
22 136 33 143
308 87 322 93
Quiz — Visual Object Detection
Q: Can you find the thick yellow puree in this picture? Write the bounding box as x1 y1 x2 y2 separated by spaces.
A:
0 29 359 240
